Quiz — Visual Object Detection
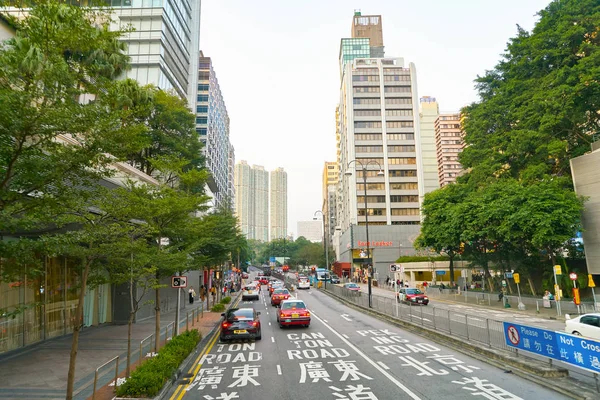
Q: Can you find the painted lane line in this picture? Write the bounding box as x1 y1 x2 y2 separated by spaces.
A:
311 311 421 400
271 336 275 343
323 319 328 323
342 334 349 339
267 311 269 315
277 365 282 375
269 322 272 326
341 314 352 322
377 361 390 370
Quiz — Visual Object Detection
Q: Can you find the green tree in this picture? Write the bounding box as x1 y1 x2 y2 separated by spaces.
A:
415 184 467 285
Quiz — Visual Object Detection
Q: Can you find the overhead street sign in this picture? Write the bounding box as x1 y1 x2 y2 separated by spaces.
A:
171 276 187 288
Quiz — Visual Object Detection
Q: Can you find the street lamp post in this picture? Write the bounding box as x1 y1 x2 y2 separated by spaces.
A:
314 210 329 289
346 159 384 309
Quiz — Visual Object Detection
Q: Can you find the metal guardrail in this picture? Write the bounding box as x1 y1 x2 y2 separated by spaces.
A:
139 334 154 362
325 284 600 391
92 355 119 400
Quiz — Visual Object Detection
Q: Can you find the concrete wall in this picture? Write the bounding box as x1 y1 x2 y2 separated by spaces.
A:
571 150 600 274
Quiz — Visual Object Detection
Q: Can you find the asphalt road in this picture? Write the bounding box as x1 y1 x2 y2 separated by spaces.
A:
168 272 569 400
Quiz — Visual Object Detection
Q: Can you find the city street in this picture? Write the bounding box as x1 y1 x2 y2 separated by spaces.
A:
168 275 568 400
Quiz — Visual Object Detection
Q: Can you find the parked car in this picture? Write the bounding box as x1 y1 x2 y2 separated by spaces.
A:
565 313 600 339
277 300 310 328
271 288 291 307
242 285 259 301
220 308 262 342
330 274 340 284
397 288 429 305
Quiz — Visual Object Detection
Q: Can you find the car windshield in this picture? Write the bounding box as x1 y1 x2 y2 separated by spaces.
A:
273 289 289 295
406 289 423 295
244 286 254 291
282 301 306 310
346 284 358 288
227 309 254 320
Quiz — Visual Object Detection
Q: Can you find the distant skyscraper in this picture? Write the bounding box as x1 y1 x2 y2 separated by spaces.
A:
435 113 465 186
270 168 288 240
195 52 234 209
234 161 269 241
419 97 441 196
351 11 384 57
297 220 323 243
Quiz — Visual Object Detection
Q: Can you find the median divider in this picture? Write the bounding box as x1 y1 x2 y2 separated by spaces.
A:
321 286 600 400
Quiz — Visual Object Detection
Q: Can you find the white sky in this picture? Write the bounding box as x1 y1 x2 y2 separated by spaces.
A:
199 0 551 237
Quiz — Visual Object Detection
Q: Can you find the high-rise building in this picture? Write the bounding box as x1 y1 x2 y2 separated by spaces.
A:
335 11 422 278
419 97 441 196
111 0 202 109
434 113 465 186
270 168 288 240
234 161 269 241
297 220 323 243
351 11 384 57
196 52 234 209
322 162 339 243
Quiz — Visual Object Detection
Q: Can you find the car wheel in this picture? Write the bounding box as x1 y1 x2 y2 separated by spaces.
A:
219 336 227 343
256 329 262 340
573 331 582 336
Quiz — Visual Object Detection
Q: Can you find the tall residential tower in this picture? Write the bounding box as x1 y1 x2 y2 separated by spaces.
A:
270 168 288 240
234 162 269 241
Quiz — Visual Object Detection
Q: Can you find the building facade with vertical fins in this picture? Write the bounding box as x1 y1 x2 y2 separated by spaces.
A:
434 113 464 186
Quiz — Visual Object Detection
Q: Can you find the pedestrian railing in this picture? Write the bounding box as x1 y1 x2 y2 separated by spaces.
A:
324 284 600 391
92 355 119 400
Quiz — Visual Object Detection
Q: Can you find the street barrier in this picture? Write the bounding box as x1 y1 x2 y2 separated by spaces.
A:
324 284 600 392
92 355 119 400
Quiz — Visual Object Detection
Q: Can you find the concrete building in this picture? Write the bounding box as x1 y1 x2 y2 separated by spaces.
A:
234 161 269 242
419 97 441 196
434 113 464 186
297 220 323 243
351 11 384 58
322 162 339 243
196 52 234 209
571 142 600 275
335 11 421 280
270 168 288 240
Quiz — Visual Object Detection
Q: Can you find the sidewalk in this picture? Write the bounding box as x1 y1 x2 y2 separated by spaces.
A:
348 281 568 321
0 298 227 400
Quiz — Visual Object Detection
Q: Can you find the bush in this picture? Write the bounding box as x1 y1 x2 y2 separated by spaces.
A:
116 329 201 397
211 303 226 312
396 255 450 263
220 296 231 304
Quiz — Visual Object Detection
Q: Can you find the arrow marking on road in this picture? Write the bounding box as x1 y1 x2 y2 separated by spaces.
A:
341 314 352 322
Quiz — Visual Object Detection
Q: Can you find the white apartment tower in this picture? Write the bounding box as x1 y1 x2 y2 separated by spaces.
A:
234 161 269 242
270 168 288 240
419 97 441 196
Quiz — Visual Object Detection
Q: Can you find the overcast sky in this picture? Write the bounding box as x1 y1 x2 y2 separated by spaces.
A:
199 0 551 237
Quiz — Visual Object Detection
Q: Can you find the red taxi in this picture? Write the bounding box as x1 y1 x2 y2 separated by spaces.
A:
397 288 429 305
277 299 310 328
270 288 291 306
259 277 269 285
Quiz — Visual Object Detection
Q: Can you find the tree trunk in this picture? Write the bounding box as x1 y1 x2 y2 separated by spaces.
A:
154 283 161 353
126 311 134 377
528 277 537 296
65 260 91 400
449 256 455 287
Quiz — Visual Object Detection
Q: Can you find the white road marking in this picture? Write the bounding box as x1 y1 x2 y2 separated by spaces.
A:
377 361 390 370
311 311 421 400
323 319 328 323
276 364 282 375
271 337 275 343
410 315 431 322
341 314 352 322
266 311 269 315
269 322 271 326
342 334 349 339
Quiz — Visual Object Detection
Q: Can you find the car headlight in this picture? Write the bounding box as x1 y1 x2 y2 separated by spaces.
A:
424 297 429 300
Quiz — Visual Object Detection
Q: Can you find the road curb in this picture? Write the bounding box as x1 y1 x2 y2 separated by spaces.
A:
320 288 599 400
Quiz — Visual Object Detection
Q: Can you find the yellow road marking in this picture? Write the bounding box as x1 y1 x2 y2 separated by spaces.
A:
170 296 241 400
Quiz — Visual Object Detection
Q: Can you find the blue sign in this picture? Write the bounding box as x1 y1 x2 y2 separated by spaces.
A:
503 322 560 359
554 332 600 373
269 256 276 262
435 271 446 275
504 272 514 279
504 322 600 373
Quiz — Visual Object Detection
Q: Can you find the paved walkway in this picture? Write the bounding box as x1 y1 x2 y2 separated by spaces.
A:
0 298 227 400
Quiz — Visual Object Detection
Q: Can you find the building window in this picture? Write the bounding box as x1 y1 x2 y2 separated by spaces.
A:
354 86 380 93
390 208 420 216
358 208 386 216
197 84 209 91
197 95 208 102
385 98 412 105
387 133 415 140
355 145 383 153
353 98 381 105
388 158 416 165
196 117 207 125
387 121 414 128
354 110 381 116
384 86 411 93
388 170 417 177
196 106 208 113
386 109 413 116
387 145 415 153
357 195 386 203
354 121 382 129
389 195 419 202
389 182 418 190
357 183 385 191
354 134 382 141
196 128 207 135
